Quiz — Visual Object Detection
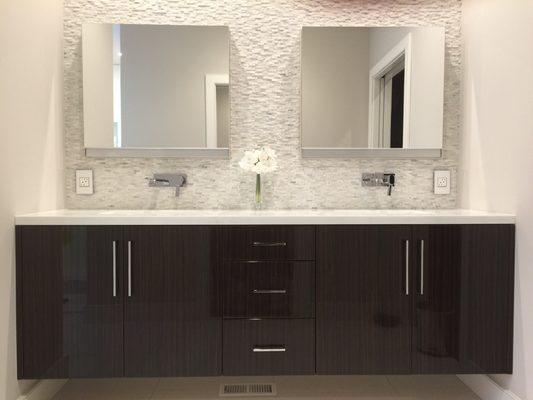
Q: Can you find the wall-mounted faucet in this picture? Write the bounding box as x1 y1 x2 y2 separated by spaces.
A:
146 173 187 196
362 172 396 196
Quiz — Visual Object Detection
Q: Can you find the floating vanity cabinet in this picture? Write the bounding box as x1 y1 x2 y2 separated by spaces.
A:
16 214 515 379
219 226 316 375
16 226 124 379
316 224 515 375
123 226 221 377
316 226 412 374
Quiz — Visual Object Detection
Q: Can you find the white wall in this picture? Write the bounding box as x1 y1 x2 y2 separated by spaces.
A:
0 0 64 399
461 1 533 399
301 27 370 148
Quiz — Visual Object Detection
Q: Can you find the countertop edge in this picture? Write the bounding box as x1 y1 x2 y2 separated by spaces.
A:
14 210 516 225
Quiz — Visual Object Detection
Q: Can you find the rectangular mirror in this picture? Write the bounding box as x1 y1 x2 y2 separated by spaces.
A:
301 27 445 158
82 24 230 158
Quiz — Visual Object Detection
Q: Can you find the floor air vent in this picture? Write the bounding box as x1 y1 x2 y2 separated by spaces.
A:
220 383 277 397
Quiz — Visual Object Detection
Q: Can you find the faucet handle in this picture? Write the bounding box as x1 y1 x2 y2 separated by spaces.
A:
384 173 395 196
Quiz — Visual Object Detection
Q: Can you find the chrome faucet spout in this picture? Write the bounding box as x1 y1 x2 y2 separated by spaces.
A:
146 173 187 196
362 172 396 196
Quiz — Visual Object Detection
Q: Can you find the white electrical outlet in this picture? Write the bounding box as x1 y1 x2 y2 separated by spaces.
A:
76 170 94 195
434 170 451 195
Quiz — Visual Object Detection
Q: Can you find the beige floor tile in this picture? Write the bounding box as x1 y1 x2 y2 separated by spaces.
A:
51 375 480 400
52 378 158 400
386 376 479 400
274 375 396 397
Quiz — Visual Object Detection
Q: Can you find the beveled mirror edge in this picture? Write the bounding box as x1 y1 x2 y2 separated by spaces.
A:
85 147 230 159
301 148 442 159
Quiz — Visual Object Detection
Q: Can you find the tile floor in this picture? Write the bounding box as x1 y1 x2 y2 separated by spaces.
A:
51 375 480 400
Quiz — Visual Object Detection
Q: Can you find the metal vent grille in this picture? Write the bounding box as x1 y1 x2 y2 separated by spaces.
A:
220 383 276 397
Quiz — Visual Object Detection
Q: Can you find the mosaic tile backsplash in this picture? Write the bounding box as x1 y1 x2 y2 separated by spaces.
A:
64 0 461 209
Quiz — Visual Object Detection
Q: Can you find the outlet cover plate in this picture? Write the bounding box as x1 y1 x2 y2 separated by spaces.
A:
434 170 451 195
76 170 94 195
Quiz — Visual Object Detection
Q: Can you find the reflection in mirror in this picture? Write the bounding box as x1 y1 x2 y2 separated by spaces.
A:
82 24 230 157
301 27 445 155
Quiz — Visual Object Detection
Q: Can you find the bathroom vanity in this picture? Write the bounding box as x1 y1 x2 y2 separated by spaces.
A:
15 210 515 379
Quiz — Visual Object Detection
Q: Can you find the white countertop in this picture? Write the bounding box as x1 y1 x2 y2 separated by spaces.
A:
14 209 515 225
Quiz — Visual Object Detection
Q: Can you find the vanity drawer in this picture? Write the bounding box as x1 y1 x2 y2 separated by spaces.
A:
223 319 315 375
219 226 315 261
223 261 315 318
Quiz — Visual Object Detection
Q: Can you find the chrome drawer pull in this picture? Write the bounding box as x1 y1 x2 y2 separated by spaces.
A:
252 241 287 247
127 241 132 297
253 346 286 353
405 240 409 296
252 289 287 294
420 239 425 295
112 241 117 298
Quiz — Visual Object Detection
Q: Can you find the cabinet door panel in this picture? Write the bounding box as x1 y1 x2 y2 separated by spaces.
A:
123 226 221 377
17 226 124 378
461 224 514 373
316 225 412 374
411 225 515 374
411 225 463 373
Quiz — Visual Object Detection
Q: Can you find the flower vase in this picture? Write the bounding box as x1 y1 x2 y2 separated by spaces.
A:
255 174 262 209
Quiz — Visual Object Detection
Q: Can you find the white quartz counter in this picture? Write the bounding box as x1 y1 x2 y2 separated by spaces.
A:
14 209 515 225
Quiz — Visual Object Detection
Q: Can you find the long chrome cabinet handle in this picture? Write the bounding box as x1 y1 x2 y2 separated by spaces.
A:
252 241 287 247
420 239 425 295
112 241 117 298
405 240 409 296
127 241 132 297
252 289 287 294
253 346 286 353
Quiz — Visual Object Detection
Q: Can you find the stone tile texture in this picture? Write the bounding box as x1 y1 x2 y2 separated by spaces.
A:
64 0 462 210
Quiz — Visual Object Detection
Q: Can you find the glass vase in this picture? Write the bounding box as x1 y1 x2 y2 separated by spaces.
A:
255 174 262 209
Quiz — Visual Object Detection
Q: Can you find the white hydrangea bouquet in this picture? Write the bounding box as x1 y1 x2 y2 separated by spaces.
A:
239 146 278 208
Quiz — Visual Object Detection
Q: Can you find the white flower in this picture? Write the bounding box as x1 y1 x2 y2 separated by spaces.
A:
239 146 278 175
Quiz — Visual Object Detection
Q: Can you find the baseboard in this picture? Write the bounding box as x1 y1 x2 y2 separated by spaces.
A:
17 379 67 400
458 375 522 400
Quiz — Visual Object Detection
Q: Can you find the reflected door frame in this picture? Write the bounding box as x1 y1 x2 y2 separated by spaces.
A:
368 33 412 149
205 74 229 149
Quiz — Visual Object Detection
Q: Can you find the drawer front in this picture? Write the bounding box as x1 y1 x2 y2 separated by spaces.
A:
223 319 315 375
219 226 315 261
224 261 315 318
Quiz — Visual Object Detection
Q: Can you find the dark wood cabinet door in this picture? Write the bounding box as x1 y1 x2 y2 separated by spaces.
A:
316 225 412 374
123 226 221 377
461 224 515 374
17 226 124 379
410 225 463 373
411 224 515 374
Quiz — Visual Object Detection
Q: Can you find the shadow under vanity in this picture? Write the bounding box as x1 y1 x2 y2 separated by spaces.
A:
15 212 515 379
